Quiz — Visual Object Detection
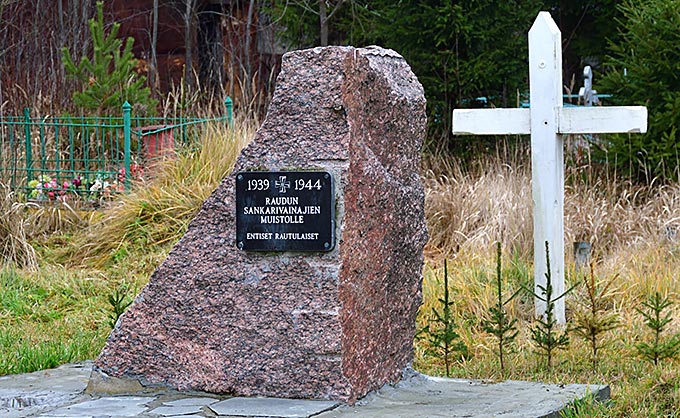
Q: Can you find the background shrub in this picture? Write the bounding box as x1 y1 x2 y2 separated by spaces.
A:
600 0 680 181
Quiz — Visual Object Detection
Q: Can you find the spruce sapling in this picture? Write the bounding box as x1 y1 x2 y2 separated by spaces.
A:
482 242 519 375
572 262 619 371
422 259 468 377
636 292 680 366
528 241 571 369
108 284 133 328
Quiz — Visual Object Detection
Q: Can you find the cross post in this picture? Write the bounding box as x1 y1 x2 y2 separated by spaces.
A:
529 13 565 323
451 12 647 324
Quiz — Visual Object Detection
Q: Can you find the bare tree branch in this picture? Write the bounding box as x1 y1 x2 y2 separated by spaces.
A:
325 0 345 22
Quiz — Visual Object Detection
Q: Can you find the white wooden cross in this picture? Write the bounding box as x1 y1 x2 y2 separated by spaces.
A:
451 12 647 324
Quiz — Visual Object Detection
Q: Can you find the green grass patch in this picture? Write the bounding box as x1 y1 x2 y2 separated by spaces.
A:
0 266 140 376
0 328 97 375
0 119 254 376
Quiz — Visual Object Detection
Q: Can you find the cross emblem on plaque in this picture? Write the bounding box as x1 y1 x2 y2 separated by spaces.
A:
451 12 647 324
275 176 290 193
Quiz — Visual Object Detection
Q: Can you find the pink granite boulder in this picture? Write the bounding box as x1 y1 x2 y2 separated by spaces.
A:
91 46 428 403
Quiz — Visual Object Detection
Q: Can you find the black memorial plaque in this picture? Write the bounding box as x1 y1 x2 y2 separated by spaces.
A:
235 171 334 251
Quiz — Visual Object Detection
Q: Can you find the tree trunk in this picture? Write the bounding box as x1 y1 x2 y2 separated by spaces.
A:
81 0 90 56
151 0 159 93
57 0 65 47
243 0 256 101
319 0 328 46
184 0 194 91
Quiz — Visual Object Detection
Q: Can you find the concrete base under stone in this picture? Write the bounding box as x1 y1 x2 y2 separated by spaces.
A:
1 362 609 418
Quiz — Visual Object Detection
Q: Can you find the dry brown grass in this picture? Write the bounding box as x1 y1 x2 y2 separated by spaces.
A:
59 117 255 267
28 203 87 237
419 142 680 416
0 182 92 271
566 170 680 257
423 144 533 260
0 183 38 270
424 141 680 266
421 141 680 323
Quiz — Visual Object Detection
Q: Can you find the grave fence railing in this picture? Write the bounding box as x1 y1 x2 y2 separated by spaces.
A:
0 98 233 201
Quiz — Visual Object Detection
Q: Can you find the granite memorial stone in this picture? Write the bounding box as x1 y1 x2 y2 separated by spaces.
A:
90 45 428 403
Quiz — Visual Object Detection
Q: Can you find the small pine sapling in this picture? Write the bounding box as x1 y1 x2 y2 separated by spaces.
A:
108 284 133 328
572 263 619 371
421 259 468 377
61 1 157 114
482 242 519 375
636 292 680 365
528 241 571 369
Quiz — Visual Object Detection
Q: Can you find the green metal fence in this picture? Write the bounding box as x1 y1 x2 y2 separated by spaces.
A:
0 98 233 201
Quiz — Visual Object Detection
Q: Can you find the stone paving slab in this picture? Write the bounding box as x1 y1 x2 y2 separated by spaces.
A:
161 398 219 407
209 397 339 417
0 362 92 418
0 362 609 418
39 396 154 417
148 404 205 416
316 375 609 418
162 416 204 418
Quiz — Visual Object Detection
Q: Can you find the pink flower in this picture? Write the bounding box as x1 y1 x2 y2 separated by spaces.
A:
130 164 144 180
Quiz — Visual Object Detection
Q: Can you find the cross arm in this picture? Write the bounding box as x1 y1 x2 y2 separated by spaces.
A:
452 108 530 135
558 106 647 134
452 106 647 135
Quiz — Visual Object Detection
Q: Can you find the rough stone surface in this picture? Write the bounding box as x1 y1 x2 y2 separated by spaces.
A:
92 46 428 403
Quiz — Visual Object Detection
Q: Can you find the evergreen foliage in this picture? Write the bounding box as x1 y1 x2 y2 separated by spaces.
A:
267 1 623 149
107 284 133 329
572 263 619 371
481 242 519 375
357 0 543 141
421 259 468 377
635 292 680 365
599 0 680 181
543 0 623 81
268 0 542 143
61 1 156 115
528 241 571 369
